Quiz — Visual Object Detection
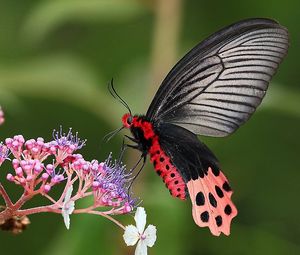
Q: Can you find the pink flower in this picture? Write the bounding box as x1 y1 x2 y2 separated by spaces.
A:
1 127 136 232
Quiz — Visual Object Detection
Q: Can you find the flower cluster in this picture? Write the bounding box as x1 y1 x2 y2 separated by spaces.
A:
0 124 157 254
0 128 135 231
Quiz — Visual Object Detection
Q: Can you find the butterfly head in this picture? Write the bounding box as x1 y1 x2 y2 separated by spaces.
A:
122 113 133 128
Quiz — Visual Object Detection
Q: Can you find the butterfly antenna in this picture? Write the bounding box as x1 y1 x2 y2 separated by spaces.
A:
103 126 124 143
108 78 132 115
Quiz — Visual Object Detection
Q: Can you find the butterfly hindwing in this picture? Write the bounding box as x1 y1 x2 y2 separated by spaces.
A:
156 123 237 235
146 18 289 137
187 167 237 236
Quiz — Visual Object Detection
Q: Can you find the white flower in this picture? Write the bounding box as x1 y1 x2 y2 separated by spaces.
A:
61 184 75 229
123 207 157 255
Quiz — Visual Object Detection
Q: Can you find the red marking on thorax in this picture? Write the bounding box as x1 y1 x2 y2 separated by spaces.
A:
132 116 187 200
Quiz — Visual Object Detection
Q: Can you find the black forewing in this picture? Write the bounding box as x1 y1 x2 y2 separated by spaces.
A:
156 122 219 182
146 18 289 137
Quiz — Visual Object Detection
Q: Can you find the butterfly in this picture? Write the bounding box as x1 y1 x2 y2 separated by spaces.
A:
118 18 289 236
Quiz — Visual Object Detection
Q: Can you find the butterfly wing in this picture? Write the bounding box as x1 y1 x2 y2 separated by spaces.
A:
146 18 289 137
156 123 237 236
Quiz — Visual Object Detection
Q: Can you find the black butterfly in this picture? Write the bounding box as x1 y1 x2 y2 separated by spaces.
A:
116 18 289 236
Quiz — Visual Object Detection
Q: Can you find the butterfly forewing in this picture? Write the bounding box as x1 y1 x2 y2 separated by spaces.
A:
146 18 289 137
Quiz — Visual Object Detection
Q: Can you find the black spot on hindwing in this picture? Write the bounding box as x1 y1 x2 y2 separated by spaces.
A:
215 186 224 198
209 193 217 208
200 211 209 222
224 205 232 215
215 216 222 227
222 181 232 192
196 192 205 206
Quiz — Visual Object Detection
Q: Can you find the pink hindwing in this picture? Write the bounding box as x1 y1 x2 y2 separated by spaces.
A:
186 167 237 236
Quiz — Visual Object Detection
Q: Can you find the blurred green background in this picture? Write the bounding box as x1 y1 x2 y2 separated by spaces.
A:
0 0 299 254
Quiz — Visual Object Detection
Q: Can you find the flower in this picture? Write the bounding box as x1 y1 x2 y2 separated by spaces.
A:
90 154 135 210
1 126 136 238
123 207 157 255
0 143 9 166
62 184 75 230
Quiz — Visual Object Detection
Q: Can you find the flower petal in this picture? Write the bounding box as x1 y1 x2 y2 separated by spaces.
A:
123 225 139 246
66 200 75 214
135 240 147 255
64 184 73 202
62 184 75 229
134 207 146 234
62 209 71 229
144 225 157 247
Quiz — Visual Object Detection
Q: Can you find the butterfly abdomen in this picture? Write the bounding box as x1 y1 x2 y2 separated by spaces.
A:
149 139 187 199
131 116 187 200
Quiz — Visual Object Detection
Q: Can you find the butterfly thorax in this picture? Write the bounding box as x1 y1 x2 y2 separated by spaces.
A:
122 113 187 199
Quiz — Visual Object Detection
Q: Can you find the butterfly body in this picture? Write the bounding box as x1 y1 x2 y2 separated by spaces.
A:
123 114 188 199
119 18 289 236
123 113 237 235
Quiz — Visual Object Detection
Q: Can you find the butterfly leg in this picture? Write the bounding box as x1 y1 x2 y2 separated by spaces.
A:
124 135 139 143
128 154 147 193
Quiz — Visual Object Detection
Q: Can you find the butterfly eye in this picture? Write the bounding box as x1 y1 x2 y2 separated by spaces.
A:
127 116 133 125
122 113 133 128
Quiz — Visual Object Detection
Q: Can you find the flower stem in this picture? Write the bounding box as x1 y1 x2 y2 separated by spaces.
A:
85 210 125 230
0 182 13 207
17 205 61 216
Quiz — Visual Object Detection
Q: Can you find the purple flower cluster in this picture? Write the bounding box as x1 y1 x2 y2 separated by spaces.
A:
93 155 134 211
0 143 9 165
2 128 135 213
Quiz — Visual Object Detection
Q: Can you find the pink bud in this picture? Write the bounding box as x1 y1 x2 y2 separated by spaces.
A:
37 138 44 146
19 177 26 184
16 135 25 144
15 167 23 176
123 205 132 213
25 139 34 149
43 184 51 193
31 147 39 154
23 164 32 172
12 140 19 147
46 164 54 172
50 146 56 153
26 175 33 181
5 138 13 146
12 159 19 169
42 173 49 180
92 181 100 188
6 173 14 181
20 160 26 167
34 164 42 173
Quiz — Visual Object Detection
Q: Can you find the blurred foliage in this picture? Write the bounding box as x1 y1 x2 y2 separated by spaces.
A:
0 0 299 254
